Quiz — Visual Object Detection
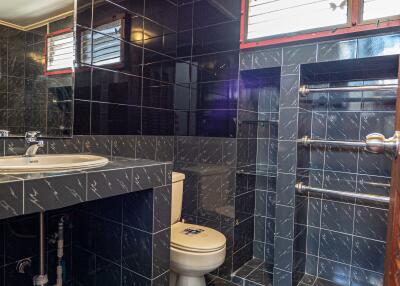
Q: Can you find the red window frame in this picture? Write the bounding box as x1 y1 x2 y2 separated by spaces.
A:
44 27 74 76
240 0 400 49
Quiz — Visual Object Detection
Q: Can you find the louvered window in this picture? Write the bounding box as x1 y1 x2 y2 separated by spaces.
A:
46 30 74 72
81 20 123 66
246 0 349 40
362 0 400 21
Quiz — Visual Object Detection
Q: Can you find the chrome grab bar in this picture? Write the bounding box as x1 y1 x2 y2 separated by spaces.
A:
299 132 400 157
299 84 398 96
295 182 390 204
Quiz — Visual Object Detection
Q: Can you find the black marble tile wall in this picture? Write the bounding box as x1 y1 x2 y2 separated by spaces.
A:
174 0 241 137
238 69 280 269
74 0 241 137
0 17 73 137
0 135 174 162
74 0 177 136
74 186 171 286
296 55 398 286
239 32 400 286
174 136 237 279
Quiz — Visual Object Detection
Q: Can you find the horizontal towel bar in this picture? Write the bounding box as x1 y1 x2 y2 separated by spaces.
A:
295 182 390 204
298 137 366 148
298 132 400 157
299 84 398 96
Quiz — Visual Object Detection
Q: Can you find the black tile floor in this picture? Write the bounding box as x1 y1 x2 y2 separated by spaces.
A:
207 259 341 286
231 258 273 286
298 274 342 286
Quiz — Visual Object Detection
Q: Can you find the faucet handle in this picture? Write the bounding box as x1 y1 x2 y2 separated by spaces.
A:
0 130 10 137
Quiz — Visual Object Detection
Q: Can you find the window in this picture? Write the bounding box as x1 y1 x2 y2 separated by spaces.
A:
241 0 400 49
246 0 349 40
80 20 123 66
46 29 74 74
362 0 400 21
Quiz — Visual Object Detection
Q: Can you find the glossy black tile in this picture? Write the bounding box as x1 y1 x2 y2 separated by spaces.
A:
193 0 240 29
253 48 282 70
95 256 121 286
91 102 141 135
87 168 131 200
0 178 23 219
274 237 293 272
352 237 385 273
95 216 122 262
145 0 177 31
319 229 351 264
350 266 383 286
192 51 239 83
122 226 152 277
358 34 400 58
91 68 141 105
321 200 354 234
5 214 39 263
193 80 238 110
354 206 387 241
275 205 294 239
142 107 174 136
192 21 239 56
317 40 357 62
74 100 91 135
107 0 145 16
317 258 350 285
24 174 86 214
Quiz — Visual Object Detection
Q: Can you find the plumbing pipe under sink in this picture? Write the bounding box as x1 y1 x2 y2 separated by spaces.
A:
54 217 64 286
33 212 48 286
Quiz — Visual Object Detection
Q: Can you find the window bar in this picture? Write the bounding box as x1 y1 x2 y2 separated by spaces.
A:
299 84 398 96
295 182 390 204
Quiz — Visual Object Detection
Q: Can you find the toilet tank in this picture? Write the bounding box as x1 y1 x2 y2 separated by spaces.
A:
171 172 186 224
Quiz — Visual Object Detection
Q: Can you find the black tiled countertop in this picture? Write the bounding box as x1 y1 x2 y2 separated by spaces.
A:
0 156 172 220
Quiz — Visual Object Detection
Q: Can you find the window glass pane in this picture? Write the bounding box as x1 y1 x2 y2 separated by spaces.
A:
362 0 400 21
81 20 122 66
47 32 74 71
246 0 349 40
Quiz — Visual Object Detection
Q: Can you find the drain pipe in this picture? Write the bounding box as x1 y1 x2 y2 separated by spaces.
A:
54 217 64 286
33 211 48 286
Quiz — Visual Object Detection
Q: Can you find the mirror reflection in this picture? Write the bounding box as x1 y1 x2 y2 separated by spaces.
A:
0 0 74 137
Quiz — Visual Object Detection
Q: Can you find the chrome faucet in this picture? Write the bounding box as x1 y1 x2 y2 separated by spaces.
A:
24 131 44 157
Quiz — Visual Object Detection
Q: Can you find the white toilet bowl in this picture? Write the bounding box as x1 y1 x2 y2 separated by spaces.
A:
169 222 226 286
169 173 227 286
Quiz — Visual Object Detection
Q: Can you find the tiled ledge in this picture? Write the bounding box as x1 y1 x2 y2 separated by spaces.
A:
0 156 172 220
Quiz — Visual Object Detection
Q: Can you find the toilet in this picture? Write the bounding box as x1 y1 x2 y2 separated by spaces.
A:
170 172 226 286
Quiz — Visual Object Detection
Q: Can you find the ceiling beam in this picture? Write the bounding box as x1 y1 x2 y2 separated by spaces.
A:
0 10 73 31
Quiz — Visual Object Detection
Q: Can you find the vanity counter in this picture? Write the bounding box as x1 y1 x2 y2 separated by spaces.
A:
0 156 172 220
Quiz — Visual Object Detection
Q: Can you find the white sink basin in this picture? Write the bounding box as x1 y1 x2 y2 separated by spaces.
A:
0 154 109 174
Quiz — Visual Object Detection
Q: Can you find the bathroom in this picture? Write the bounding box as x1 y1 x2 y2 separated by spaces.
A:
0 0 399 285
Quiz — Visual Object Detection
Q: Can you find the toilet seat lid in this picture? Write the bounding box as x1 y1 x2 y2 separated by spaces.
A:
171 222 226 253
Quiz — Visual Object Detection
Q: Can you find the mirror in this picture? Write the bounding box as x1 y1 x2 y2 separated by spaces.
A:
0 0 74 137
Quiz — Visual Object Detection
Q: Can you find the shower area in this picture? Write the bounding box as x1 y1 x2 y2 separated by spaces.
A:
231 45 399 285
293 55 397 285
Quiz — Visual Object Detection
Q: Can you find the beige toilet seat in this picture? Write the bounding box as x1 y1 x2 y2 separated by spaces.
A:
171 222 226 253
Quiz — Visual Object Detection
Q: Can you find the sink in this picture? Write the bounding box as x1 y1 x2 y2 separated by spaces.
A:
0 154 109 174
